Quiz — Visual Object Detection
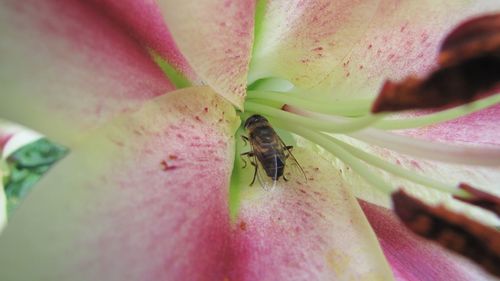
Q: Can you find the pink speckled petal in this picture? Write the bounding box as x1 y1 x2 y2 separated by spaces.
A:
251 1 498 100
401 104 500 146
157 0 256 109
0 87 239 280
0 0 174 147
87 0 198 81
249 0 380 88
360 201 494 281
315 0 499 100
227 147 394 280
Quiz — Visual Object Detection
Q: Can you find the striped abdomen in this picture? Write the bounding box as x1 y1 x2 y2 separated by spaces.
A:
250 126 286 180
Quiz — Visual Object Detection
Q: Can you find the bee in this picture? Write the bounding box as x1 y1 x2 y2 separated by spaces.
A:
241 114 306 189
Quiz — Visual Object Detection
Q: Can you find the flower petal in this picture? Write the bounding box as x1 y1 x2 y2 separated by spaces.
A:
249 0 380 88
87 0 198 81
317 1 499 100
228 145 394 280
360 200 495 281
0 87 239 280
0 0 174 146
157 0 256 109
251 1 497 100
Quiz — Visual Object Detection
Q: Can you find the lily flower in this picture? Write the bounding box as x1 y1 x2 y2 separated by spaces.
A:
0 0 499 280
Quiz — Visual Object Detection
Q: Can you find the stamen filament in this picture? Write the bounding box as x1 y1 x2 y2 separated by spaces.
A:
247 90 372 116
282 101 500 166
245 101 381 133
351 128 500 166
374 94 500 130
326 136 469 197
283 104 386 127
270 119 394 195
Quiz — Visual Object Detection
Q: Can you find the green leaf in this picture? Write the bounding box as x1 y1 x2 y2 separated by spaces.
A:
4 138 67 215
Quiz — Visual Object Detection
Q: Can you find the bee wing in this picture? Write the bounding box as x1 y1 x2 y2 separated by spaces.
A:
253 153 278 191
277 137 308 184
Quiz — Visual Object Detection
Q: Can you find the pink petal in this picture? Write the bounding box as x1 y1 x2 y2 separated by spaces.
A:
87 0 198 81
250 1 497 100
227 147 394 280
360 200 494 281
249 0 380 89
0 0 174 146
157 0 256 108
322 0 498 100
0 87 239 280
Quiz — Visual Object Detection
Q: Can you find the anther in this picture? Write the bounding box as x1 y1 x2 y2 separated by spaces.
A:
454 183 500 217
372 13 500 113
439 14 500 66
392 189 500 277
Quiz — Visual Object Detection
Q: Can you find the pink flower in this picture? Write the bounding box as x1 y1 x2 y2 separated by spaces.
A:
0 1 498 280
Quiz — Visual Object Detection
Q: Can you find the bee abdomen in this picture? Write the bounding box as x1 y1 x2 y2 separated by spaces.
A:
260 153 285 179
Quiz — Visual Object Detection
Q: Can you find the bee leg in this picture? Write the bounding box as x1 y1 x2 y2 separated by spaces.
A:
240 151 254 168
250 161 258 186
241 135 249 146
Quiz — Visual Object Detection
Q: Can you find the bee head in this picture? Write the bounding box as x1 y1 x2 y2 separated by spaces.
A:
244 114 268 129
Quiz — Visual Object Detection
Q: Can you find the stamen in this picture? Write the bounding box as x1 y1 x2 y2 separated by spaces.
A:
260 109 468 196
268 119 393 195
392 190 500 278
454 183 500 217
326 136 468 197
350 128 500 166
283 103 500 166
374 93 500 130
247 90 372 116
245 101 381 133
283 104 385 125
